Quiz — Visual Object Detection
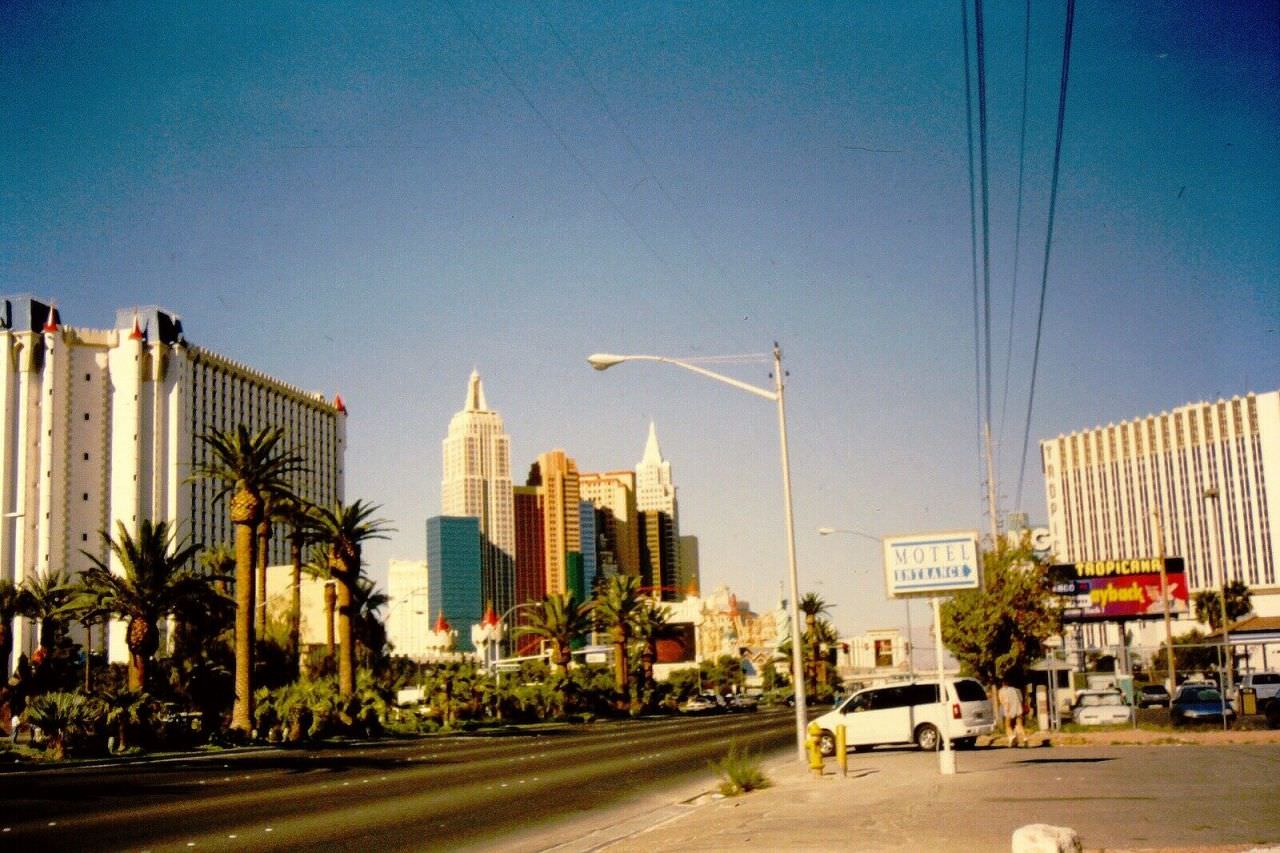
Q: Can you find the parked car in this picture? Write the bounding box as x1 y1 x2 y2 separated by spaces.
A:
1170 684 1236 726
725 693 758 713
1265 698 1280 730
1136 684 1171 708
812 678 995 756
1067 689 1133 726
1233 672 1280 710
678 693 724 715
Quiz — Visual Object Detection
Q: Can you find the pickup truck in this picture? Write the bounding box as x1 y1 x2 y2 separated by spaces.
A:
1233 672 1280 710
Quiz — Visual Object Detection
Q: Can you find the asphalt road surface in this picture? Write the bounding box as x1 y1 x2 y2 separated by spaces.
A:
0 709 794 851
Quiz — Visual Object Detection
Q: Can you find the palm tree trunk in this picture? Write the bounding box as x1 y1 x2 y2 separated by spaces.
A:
324 581 336 664
231 492 260 734
256 520 271 636
289 536 303 677
129 653 145 693
336 566 355 697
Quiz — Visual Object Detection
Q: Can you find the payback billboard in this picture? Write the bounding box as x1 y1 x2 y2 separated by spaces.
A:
1048 558 1189 623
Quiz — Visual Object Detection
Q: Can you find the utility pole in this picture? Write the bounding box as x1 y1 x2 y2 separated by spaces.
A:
983 422 999 542
1153 508 1176 692
1204 487 1231 727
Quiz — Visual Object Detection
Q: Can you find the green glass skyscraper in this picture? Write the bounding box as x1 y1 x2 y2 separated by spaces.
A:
427 515 482 652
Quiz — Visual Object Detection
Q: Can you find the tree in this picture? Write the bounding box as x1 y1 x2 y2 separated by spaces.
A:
940 536 1062 688
629 599 671 700
302 545 338 668
0 579 20 677
519 593 591 674
79 520 214 691
308 500 393 697
193 424 305 734
1193 581 1252 631
798 592 832 692
591 574 643 698
18 569 79 651
270 496 318 674
22 691 94 760
352 576 390 668
1151 629 1219 684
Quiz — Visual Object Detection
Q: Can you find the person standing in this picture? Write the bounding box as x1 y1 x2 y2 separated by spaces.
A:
998 678 1026 747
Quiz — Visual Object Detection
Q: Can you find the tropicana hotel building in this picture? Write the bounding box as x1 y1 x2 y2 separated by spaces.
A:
1040 390 1280 651
0 296 346 671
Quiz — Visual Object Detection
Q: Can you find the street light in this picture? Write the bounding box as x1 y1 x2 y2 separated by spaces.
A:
818 526 915 679
588 345 809 761
1203 487 1231 729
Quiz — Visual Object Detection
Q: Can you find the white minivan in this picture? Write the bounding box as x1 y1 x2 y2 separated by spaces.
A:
813 678 995 755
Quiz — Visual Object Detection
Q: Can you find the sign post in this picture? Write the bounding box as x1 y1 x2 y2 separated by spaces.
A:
882 531 981 777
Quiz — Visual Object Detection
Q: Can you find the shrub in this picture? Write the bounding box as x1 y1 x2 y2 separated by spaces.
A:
709 740 770 797
23 691 97 760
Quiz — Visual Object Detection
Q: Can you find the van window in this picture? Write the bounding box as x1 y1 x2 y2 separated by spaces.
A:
1252 674 1280 685
953 680 988 702
868 686 912 710
905 684 940 705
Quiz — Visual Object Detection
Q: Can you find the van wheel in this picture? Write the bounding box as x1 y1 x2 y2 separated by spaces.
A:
915 724 940 751
818 730 836 757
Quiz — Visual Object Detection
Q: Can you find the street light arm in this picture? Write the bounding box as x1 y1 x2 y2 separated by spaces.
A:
586 353 777 402
818 526 881 544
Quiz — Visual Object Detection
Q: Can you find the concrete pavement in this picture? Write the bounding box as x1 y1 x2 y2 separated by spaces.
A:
541 733 1280 853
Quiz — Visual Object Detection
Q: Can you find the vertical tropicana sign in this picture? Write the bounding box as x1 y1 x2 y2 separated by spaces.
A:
882 531 982 598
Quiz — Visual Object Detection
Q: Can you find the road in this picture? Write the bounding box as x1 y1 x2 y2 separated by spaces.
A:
0 709 794 851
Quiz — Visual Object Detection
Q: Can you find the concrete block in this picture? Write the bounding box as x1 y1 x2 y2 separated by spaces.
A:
1010 823 1081 853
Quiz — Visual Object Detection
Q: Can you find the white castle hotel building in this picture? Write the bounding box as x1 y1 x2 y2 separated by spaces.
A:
1 296 345 671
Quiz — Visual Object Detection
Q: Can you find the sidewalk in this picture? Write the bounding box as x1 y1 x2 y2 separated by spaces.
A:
558 731 1280 853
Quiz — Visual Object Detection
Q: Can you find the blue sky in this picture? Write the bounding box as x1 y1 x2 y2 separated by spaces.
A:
3 1 1277 638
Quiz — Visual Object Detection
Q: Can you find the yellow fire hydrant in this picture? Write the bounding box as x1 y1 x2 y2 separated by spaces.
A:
806 722 825 774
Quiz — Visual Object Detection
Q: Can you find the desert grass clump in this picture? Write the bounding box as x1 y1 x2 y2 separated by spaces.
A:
710 740 770 796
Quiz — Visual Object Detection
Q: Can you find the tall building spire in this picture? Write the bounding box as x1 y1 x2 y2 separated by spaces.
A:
465 368 488 412
642 420 663 465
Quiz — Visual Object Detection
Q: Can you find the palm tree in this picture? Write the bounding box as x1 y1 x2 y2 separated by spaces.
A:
270 495 318 672
22 691 93 760
199 544 236 591
352 576 389 668
80 520 212 691
308 500 393 697
192 424 305 733
591 575 643 698
0 579 20 678
629 599 671 698
798 592 831 690
519 592 591 674
302 545 337 668
18 569 79 651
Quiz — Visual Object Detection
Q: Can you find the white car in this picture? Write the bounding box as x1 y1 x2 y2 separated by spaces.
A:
1068 689 1132 726
1233 672 1280 710
812 678 995 755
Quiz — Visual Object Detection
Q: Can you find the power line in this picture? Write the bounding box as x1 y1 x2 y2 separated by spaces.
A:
1016 0 1077 511
999 0 1033 446
531 1 741 296
960 0 985 510
446 1 674 279
974 0 994 436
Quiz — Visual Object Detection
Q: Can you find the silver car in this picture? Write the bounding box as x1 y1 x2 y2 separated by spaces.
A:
1068 689 1133 726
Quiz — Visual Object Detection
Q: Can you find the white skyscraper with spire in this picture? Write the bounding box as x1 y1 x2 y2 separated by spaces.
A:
441 370 516 615
635 421 681 597
636 421 678 518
